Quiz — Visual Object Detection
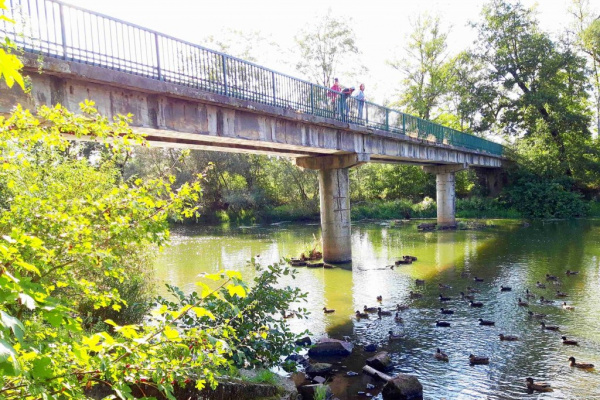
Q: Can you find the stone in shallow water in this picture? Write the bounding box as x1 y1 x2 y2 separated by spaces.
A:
366 351 392 372
305 362 333 377
382 374 423 400
295 336 312 346
308 338 353 357
364 343 377 352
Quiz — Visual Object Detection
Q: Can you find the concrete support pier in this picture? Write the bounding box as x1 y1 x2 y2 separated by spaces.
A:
296 153 369 263
424 165 466 227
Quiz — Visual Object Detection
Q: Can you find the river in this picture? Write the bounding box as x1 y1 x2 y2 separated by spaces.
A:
155 219 600 399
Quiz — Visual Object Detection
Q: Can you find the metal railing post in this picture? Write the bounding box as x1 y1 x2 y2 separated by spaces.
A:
58 3 67 59
271 71 276 106
402 113 405 134
365 104 368 125
222 54 228 96
154 33 162 81
310 84 314 114
385 109 389 131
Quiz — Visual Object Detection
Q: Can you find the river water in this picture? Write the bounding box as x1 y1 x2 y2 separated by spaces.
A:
155 219 600 399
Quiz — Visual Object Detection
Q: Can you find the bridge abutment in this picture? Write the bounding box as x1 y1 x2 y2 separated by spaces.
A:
296 153 369 263
424 165 467 227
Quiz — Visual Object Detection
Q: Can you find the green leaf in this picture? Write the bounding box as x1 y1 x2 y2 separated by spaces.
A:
0 311 24 343
0 339 20 375
31 356 53 379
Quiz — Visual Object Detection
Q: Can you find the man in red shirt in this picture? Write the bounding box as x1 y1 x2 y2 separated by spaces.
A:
328 78 341 116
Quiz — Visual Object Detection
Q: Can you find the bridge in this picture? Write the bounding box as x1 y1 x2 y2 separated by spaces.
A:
0 0 505 263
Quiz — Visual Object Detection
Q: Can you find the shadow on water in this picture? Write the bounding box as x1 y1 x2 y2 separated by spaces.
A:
156 219 600 399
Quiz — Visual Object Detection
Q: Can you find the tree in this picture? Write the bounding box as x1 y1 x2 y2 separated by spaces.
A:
569 0 600 136
295 12 366 87
388 14 454 121
472 0 591 177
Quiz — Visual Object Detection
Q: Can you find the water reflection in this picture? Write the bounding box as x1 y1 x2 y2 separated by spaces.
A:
155 220 600 399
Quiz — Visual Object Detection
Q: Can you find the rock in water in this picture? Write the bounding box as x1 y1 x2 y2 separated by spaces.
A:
295 336 312 346
364 343 378 352
366 351 392 372
305 363 333 377
308 338 354 357
382 374 423 400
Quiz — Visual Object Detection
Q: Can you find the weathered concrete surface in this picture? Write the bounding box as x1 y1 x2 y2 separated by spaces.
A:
0 54 505 168
296 153 369 170
318 168 352 263
424 165 466 227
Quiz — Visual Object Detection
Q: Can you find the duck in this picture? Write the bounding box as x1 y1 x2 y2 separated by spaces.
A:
436 320 451 327
377 307 392 317
478 318 495 326
409 291 423 299
470 300 484 308
469 354 489 365
539 296 554 304
394 312 403 323
404 255 418 261
323 307 335 313
396 304 409 311
440 308 454 315
434 348 449 362
282 311 295 319
561 336 578 346
500 285 512 292
438 283 451 289
376 295 383 302
355 310 370 319
540 322 559 331
546 273 558 281
499 334 518 341
439 294 451 302
565 270 579 276
555 290 568 298
568 356 594 369
460 291 475 301
473 276 484 282
525 377 552 393
528 311 547 319
466 286 480 293
388 330 402 341
415 279 425 285
524 289 536 299
517 298 529 307
536 281 546 289
364 305 378 313
562 302 575 311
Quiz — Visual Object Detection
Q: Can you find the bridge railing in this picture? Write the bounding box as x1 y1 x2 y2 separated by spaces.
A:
0 0 504 156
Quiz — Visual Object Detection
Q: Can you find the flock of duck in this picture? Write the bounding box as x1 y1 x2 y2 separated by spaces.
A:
323 264 593 394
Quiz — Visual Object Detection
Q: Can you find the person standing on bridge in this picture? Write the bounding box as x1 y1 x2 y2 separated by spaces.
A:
328 78 341 117
341 86 355 121
355 83 366 121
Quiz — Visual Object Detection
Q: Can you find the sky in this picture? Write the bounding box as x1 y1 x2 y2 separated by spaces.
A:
65 0 579 104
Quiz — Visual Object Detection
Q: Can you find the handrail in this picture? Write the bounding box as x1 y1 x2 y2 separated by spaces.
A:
0 0 504 156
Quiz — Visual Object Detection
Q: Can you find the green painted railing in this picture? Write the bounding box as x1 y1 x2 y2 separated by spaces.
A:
1 0 503 156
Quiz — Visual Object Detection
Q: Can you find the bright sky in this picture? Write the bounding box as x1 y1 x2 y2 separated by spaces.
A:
66 0 577 103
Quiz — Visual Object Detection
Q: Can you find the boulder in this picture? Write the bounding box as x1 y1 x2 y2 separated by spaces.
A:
305 363 333 377
285 354 309 368
308 338 353 358
295 336 312 346
382 374 423 400
364 344 377 352
366 351 392 372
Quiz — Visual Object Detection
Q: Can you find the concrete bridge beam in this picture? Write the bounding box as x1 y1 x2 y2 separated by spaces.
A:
424 164 467 227
296 153 369 263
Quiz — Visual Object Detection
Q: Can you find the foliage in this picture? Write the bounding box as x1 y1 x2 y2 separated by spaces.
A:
389 14 454 121
0 0 24 90
0 103 266 399
295 12 367 87
156 260 309 369
504 170 588 219
313 384 328 400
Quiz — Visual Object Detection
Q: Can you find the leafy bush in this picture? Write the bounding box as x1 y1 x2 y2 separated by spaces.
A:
505 172 588 219
156 260 310 369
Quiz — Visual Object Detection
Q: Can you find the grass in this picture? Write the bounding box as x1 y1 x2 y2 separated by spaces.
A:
313 384 328 400
243 369 279 385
